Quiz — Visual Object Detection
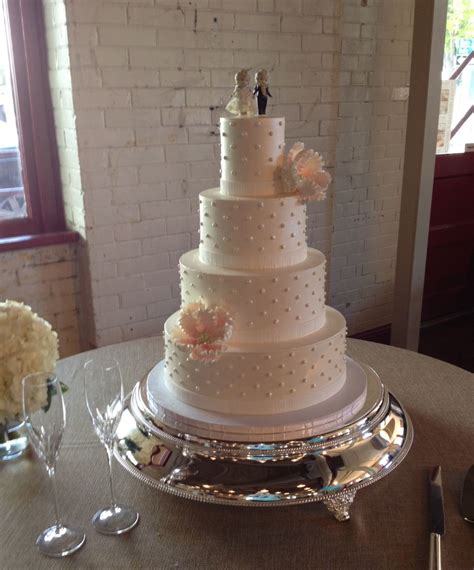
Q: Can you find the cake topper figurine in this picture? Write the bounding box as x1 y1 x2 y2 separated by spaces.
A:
225 69 257 117
253 69 272 115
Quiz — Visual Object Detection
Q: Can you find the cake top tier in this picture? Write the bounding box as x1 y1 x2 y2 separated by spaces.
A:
220 116 285 198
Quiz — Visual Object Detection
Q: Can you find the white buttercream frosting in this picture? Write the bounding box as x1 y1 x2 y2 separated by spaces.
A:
164 307 347 415
180 248 326 344
160 114 350 419
199 188 306 270
220 116 285 197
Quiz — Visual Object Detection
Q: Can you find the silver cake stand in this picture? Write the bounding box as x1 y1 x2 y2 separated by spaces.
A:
114 359 413 521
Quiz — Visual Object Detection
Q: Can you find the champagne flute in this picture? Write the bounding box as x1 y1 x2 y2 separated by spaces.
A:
22 372 86 557
84 358 139 535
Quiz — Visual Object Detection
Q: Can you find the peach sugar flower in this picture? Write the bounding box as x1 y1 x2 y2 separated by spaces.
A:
281 142 332 202
172 302 233 363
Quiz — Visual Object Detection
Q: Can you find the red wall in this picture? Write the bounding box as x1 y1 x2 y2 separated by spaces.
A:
422 153 474 320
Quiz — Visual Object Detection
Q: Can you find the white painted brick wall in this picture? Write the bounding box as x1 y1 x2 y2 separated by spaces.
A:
42 0 98 351
38 0 414 346
44 0 86 237
0 244 80 357
326 0 412 334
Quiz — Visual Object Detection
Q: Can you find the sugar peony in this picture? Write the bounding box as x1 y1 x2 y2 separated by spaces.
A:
281 142 332 202
171 302 233 363
0 301 59 424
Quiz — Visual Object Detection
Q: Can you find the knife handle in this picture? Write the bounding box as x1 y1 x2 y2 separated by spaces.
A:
429 533 442 570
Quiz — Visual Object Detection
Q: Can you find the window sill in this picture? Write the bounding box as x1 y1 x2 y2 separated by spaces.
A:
0 230 80 253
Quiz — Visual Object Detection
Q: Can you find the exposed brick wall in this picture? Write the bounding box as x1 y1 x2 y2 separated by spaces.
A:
327 1 413 333
43 0 95 350
38 0 413 346
44 0 86 237
0 244 81 357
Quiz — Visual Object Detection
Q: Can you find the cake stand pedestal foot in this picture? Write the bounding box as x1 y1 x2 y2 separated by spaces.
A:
323 489 357 521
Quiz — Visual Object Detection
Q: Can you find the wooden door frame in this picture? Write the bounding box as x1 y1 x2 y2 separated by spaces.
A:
390 0 449 351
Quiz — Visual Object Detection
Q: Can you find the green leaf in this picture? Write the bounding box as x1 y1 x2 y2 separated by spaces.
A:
444 0 474 58
43 382 57 413
41 381 68 413
124 437 141 453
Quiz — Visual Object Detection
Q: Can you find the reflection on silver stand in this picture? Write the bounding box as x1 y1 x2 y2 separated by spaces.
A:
114 361 413 521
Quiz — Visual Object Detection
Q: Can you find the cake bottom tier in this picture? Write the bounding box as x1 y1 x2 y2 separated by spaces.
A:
145 357 368 442
163 306 347 415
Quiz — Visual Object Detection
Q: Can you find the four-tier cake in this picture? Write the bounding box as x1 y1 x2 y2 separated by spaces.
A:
149 115 363 427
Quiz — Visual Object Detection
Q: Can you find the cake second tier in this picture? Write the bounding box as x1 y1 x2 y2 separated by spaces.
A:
199 188 306 270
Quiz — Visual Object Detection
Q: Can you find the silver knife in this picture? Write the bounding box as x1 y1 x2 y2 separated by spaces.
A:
460 464 474 523
429 466 445 570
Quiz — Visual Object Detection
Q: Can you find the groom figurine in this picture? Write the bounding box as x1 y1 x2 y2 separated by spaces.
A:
253 69 272 115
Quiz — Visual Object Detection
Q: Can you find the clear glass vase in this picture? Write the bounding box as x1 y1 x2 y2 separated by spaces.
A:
0 418 29 461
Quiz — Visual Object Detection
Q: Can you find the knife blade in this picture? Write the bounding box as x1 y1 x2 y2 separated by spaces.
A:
460 464 474 523
429 466 445 570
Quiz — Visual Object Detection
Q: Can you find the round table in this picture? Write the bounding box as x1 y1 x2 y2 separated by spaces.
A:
1 338 473 569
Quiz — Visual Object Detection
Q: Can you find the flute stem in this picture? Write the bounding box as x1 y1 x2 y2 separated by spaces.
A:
106 447 117 508
49 467 62 529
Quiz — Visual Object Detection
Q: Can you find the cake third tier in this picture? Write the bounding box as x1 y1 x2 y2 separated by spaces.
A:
180 248 326 344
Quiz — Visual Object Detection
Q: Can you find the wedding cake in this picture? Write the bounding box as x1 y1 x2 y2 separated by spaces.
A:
159 114 350 418
117 73 410 511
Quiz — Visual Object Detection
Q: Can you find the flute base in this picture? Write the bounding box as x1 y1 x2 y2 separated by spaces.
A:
92 505 139 535
36 524 85 558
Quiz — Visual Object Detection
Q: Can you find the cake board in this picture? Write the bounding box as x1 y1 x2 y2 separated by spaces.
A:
114 357 413 521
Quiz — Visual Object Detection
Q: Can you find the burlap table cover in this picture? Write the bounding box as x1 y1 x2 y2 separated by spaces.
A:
1 338 473 569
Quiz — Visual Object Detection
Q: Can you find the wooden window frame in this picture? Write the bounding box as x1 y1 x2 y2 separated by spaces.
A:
0 0 69 246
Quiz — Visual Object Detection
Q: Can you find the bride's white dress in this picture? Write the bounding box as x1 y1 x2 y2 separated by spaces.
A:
225 86 257 116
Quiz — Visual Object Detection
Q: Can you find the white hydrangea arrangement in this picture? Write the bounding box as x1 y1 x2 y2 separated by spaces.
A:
0 301 59 425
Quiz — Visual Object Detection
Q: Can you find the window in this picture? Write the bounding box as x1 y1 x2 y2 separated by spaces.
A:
0 0 68 246
437 0 474 153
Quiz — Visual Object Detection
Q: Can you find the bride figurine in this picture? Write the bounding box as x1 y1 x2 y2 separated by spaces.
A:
225 69 257 116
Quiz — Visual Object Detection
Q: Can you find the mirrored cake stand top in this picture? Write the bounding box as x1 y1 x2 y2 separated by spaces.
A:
114 357 413 520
